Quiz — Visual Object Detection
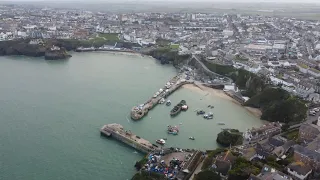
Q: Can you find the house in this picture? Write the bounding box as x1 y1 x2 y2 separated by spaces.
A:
295 83 316 98
249 165 293 180
298 123 320 143
286 162 312 180
296 64 309 74
212 151 236 177
293 144 320 172
272 140 296 158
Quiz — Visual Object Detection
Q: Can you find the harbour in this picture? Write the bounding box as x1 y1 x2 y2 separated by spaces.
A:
0 53 264 180
100 123 160 154
131 74 193 120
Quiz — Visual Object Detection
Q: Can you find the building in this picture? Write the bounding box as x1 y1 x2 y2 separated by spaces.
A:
244 44 272 54
293 144 320 172
307 68 320 78
272 44 286 53
212 151 236 177
249 165 293 180
286 162 312 180
298 123 320 143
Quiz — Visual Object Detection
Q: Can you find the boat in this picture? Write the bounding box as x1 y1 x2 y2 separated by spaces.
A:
181 105 188 111
159 98 165 104
197 110 205 115
170 100 187 116
166 100 171 106
217 122 225 125
204 112 213 119
156 139 166 145
189 137 195 140
170 105 182 116
167 125 179 135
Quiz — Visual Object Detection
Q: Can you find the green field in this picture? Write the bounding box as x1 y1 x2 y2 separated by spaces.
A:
97 33 120 41
170 44 179 49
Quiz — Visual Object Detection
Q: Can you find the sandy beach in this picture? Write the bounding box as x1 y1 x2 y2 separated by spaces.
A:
182 83 262 118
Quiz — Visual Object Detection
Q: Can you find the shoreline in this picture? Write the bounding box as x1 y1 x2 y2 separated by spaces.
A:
182 83 263 119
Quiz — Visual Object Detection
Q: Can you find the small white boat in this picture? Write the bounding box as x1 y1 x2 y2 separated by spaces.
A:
159 98 165 104
189 137 195 140
156 139 166 145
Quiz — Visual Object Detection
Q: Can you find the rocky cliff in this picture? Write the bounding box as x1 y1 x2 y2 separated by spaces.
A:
0 40 45 56
44 47 71 60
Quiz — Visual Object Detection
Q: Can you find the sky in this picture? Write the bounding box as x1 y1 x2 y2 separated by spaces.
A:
1 0 319 2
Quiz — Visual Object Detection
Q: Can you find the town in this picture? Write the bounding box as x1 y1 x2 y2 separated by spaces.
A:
1 3 320 180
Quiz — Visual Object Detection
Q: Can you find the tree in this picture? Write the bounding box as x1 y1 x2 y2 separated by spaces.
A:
281 124 290 131
194 170 221 180
228 157 260 180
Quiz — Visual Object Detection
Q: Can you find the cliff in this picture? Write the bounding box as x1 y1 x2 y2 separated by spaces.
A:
0 39 140 59
45 47 71 60
0 40 46 56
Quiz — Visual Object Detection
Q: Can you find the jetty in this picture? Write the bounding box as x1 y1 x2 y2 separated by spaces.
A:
131 75 193 120
100 123 160 154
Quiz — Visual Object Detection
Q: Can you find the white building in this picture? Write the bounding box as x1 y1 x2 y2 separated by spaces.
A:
244 44 272 54
286 162 312 180
272 44 286 53
223 30 234 37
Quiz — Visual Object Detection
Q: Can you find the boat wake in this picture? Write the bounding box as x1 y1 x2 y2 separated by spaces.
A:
126 115 131 123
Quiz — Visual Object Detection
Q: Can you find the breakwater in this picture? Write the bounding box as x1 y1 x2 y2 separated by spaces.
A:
100 123 160 154
130 75 193 120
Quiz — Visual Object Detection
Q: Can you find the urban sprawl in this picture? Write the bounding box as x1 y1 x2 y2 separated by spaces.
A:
3 3 320 180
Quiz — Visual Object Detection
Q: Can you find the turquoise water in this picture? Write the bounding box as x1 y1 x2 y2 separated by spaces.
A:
0 52 262 180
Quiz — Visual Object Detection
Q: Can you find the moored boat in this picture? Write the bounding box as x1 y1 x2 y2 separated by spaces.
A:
156 139 166 145
217 122 225 125
189 137 195 140
166 100 171 106
167 125 179 135
159 98 165 104
197 110 205 115
204 112 213 119
170 100 187 116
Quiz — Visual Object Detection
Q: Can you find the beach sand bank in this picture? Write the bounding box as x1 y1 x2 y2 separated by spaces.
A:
182 84 262 118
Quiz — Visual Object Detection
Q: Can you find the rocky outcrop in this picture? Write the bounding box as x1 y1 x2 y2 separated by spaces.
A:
216 129 243 147
44 47 71 60
0 40 46 56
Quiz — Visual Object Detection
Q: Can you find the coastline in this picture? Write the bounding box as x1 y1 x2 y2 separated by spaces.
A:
182 84 263 119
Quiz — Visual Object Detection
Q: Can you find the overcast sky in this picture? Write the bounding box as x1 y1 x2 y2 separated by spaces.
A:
2 0 320 2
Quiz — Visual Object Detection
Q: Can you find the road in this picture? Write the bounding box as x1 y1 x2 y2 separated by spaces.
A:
191 54 233 84
289 109 319 129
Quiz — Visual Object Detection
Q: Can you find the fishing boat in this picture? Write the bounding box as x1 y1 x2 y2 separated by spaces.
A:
189 137 195 140
217 122 225 125
167 125 179 135
197 110 205 115
170 105 182 116
159 98 165 104
166 100 171 106
156 139 166 145
170 100 187 116
204 112 213 119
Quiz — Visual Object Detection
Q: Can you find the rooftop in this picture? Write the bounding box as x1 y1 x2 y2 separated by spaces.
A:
287 162 312 176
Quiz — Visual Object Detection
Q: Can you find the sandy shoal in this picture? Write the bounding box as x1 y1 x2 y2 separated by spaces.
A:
182 83 262 118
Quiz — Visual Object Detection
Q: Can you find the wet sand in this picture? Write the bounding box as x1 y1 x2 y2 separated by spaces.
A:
182 84 262 118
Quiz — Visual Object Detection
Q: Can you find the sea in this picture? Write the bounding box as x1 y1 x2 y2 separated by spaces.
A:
0 52 263 180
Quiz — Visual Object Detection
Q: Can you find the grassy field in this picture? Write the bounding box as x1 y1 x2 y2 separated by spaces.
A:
282 129 299 141
97 33 120 41
170 44 179 49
